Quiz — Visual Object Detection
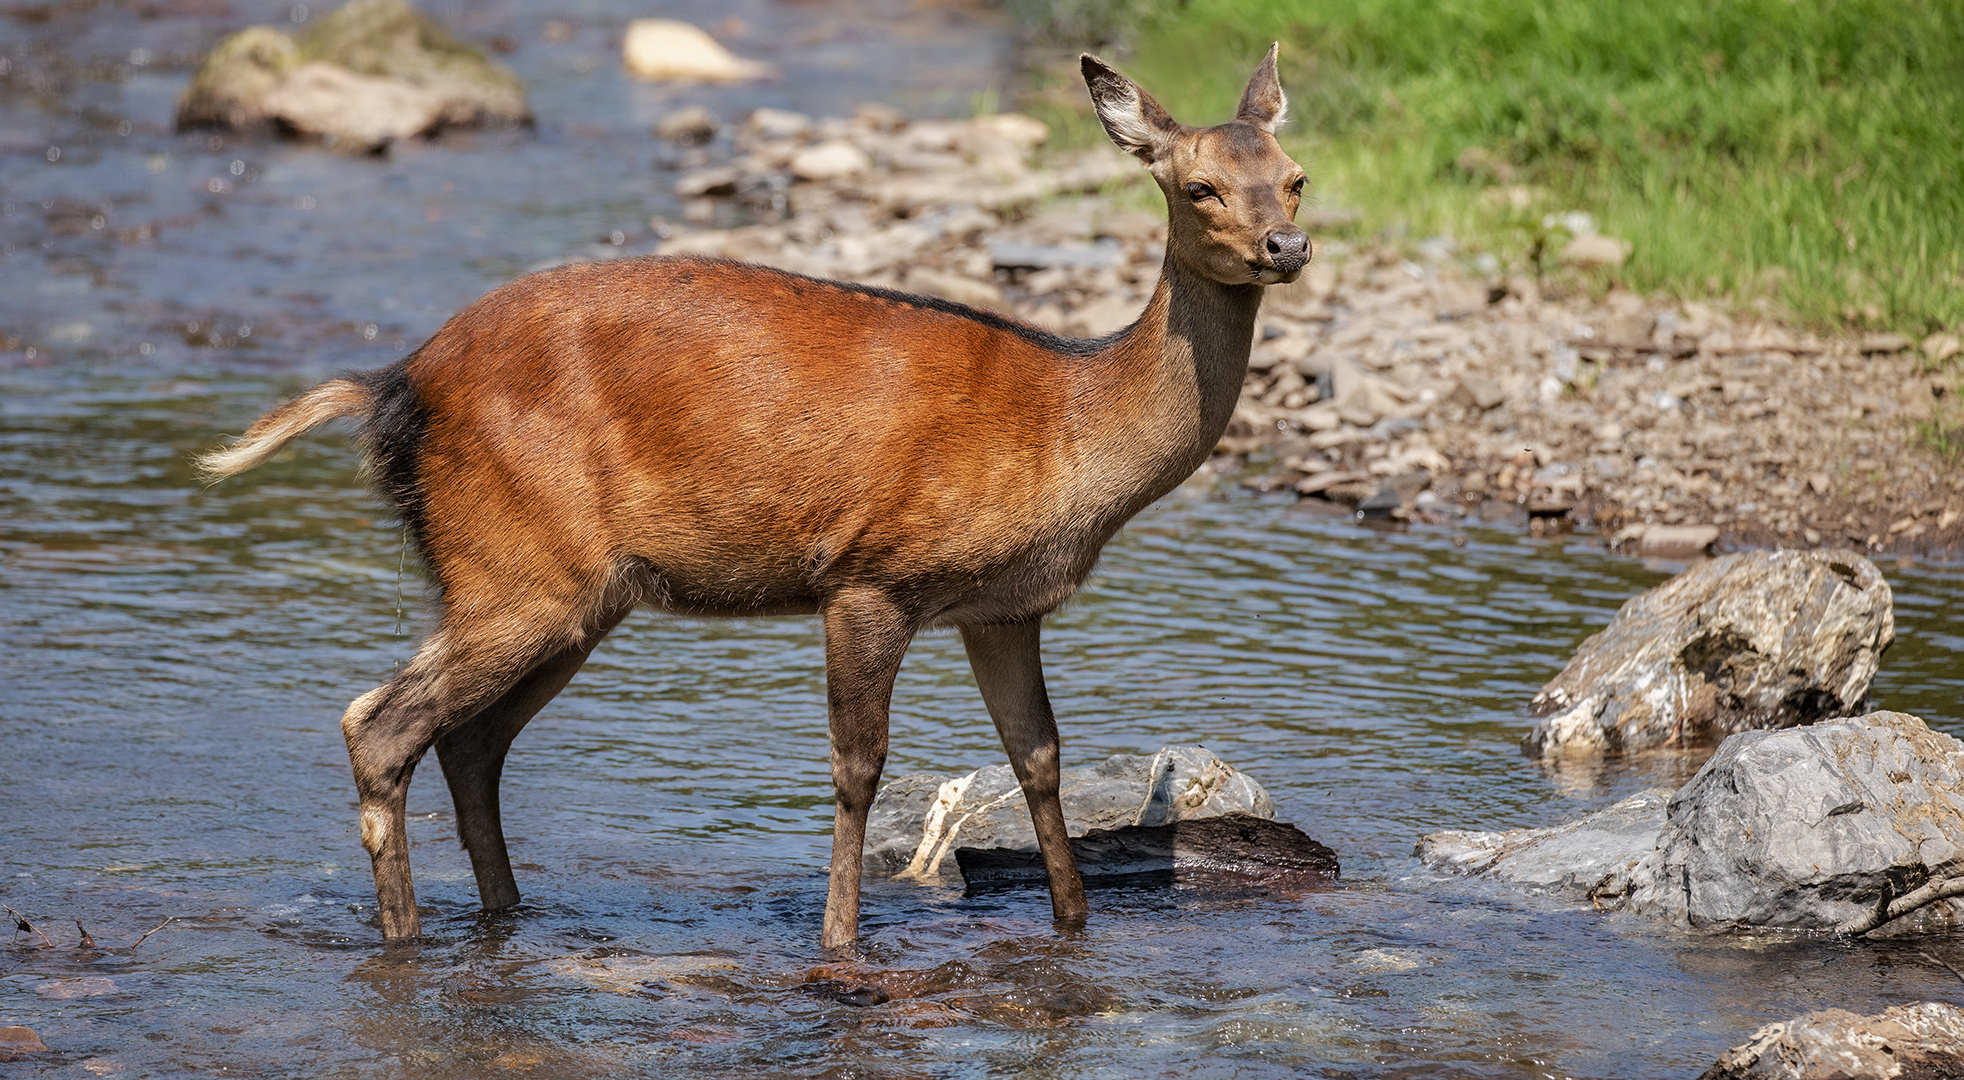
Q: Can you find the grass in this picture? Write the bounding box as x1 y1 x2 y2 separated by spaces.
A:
1020 0 1964 340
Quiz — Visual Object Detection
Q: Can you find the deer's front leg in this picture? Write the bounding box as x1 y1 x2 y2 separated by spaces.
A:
819 589 915 952
961 619 1090 924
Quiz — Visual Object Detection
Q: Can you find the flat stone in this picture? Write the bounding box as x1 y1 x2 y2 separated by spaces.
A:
1859 332 1911 354
990 238 1123 271
1417 788 1670 900
956 813 1337 887
1637 523 1719 557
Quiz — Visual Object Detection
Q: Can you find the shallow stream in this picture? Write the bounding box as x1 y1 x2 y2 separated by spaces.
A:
5 2 1964 1076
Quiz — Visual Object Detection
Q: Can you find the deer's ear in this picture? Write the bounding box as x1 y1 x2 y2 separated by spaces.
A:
1235 43 1288 133
1082 54 1180 163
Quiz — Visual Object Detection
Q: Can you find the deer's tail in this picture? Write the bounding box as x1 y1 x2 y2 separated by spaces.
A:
196 378 376 482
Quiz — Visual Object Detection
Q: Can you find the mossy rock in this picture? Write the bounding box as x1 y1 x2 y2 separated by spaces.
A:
176 0 529 138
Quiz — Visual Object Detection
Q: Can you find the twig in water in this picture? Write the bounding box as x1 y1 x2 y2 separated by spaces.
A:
3 904 54 948
130 917 173 951
75 922 96 949
1835 875 1964 937
1920 950 1964 987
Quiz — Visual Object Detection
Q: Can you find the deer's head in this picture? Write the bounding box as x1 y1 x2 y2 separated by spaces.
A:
1083 46 1310 287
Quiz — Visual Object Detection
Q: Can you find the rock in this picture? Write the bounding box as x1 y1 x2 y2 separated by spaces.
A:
901 266 1003 309
1430 712 1964 935
1416 788 1670 901
1451 374 1506 411
965 112 1050 150
1699 1002 1964 1079
1621 712 1964 931
675 165 742 198
790 140 871 182
1560 234 1631 269
622 19 773 82
1922 332 1961 363
1601 310 1656 350
1637 523 1720 557
956 813 1338 888
1525 549 1894 757
0 1026 48 1060
1858 332 1911 354
260 61 447 147
864 745 1275 884
745 107 813 140
655 105 718 144
175 0 529 148
991 238 1123 271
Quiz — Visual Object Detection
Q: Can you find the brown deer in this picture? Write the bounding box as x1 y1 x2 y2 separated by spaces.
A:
199 49 1308 949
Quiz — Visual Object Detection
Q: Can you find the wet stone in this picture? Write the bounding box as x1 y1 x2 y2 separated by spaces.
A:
864 745 1276 885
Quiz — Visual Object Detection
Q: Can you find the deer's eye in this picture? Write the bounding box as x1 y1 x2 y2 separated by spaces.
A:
1185 181 1218 202
1289 177 1306 197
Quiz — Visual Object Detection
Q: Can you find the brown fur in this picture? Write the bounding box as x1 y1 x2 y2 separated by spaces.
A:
199 49 1309 950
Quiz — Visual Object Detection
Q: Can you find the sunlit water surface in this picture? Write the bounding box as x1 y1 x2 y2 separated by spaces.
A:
5 2 1964 1077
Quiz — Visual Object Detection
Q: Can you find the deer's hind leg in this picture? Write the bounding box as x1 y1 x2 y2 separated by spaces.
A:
436 602 627 914
342 595 615 940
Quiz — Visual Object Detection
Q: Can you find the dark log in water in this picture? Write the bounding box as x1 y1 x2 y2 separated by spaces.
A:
955 813 1339 888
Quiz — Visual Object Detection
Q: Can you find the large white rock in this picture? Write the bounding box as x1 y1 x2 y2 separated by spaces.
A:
1526 549 1894 757
622 19 773 82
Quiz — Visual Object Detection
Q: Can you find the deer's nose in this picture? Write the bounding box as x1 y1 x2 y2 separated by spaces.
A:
1264 228 1309 272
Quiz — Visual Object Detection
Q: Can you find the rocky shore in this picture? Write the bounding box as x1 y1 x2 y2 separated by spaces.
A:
632 104 1962 558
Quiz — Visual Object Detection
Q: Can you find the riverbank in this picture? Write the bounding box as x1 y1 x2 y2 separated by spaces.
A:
638 105 1964 560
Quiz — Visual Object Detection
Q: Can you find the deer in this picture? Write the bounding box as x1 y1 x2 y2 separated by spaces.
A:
198 48 1309 950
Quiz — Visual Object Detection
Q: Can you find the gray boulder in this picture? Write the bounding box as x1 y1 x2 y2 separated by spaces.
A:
865 745 1274 884
1426 713 1964 934
1698 1002 1964 1079
1526 549 1893 757
177 0 529 151
1622 711 1964 932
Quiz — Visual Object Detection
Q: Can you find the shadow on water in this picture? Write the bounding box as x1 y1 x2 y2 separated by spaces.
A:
5 1 1964 1076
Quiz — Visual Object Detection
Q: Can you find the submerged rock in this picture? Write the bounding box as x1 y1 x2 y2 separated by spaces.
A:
1426 712 1964 934
1698 1002 1964 1079
865 745 1274 885
1525 549 1893 757
0 1027 48 1060
176 0 529 151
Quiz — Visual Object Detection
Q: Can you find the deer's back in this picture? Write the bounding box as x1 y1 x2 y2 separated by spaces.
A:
389 257 1113 620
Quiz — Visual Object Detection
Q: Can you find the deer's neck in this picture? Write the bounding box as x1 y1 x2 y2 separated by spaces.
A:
1074 255 1262 510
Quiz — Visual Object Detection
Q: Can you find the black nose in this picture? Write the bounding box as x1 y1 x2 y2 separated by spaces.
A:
1264 228 1309 273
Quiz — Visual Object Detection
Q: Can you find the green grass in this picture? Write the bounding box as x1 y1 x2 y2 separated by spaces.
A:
1027 0 1964 338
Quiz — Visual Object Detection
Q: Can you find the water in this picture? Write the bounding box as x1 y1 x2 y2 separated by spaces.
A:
5 3 1964 1077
